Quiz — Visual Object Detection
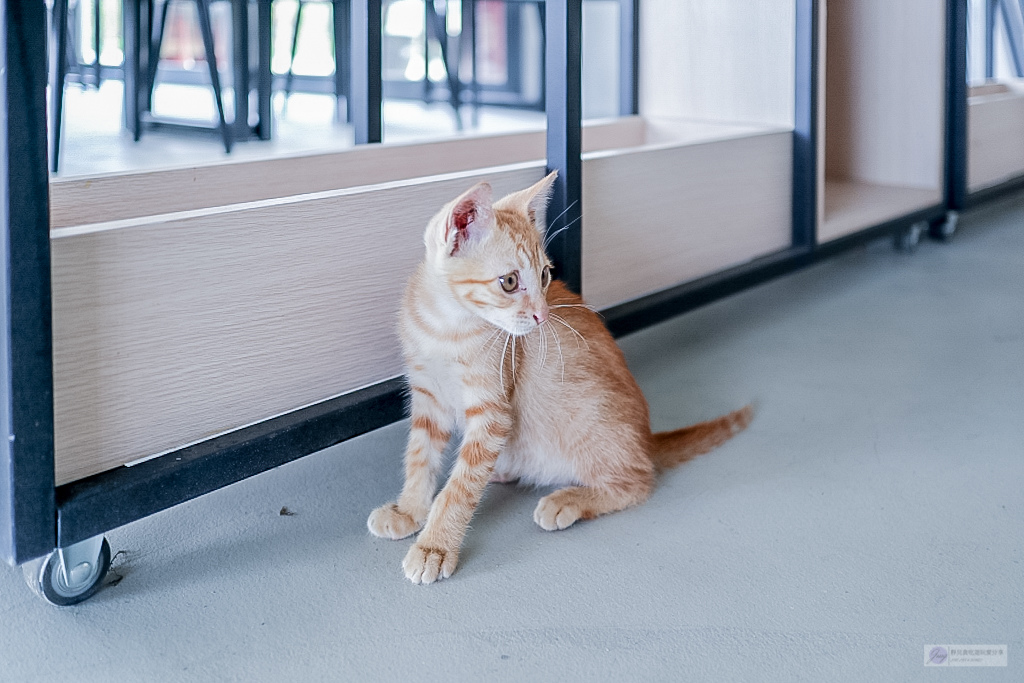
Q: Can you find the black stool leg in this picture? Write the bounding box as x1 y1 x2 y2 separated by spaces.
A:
50 0 71 173
195 0 232 152
332 0 350 122
149 0 172 112
93 0 102 86
285 0 307 98
426 1 462 129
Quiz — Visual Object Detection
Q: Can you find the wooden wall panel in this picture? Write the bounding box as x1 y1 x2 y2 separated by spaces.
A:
823 0 945 191
49 120 639 229
51 165 544 484
968 90 1024 191
582 131 793 309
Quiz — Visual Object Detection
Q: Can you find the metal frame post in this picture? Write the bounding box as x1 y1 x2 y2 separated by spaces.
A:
333 0 352 122
545 0 583 294
1 0 58 565
947 0 969 211
618 0 638 116
792 0 819 250
351 0 383 144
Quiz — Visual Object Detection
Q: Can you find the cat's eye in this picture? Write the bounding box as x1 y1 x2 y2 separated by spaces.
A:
540 265 552 289
499 271 519 293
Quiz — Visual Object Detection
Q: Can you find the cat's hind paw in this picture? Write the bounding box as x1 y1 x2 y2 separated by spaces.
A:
403 543 459 584
533 494 583 531
367 503 422 540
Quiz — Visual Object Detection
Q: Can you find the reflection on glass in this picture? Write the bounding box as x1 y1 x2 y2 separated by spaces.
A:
50 0 622 177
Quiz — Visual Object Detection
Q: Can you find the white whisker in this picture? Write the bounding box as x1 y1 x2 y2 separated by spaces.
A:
543 215 582 249
548 321 565 383
479 328 504 361
511 335 517 385
539 324 548 368
551 314 589 351
545 199 578 233
550 303 598 312
500 333 511 394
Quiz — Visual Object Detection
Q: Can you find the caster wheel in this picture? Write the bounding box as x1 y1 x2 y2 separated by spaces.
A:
929 210 958 242
894 221 927 253
23 537 111 606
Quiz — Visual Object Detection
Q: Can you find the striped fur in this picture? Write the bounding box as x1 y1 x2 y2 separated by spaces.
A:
367 173 752 584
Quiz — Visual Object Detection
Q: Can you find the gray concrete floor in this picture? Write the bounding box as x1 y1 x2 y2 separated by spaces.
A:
4 194 1023 681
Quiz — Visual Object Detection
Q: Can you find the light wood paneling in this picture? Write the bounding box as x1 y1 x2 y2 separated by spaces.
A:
51 165 544 484
49 120 636 229
639 0 796 128
823 0 945 190
819 179 941 243
52 116 793 484
582 128 793 309
819 0 946 240
968 85 1024 191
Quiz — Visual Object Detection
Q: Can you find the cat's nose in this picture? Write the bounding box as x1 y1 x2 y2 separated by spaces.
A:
533 304 549 325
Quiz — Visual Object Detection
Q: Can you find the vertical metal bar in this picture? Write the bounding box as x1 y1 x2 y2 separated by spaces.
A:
618 0 638 116
123 0 142 139
230 0 250 138
545 0 582 294
351 0 383 144
947 0 969 211
792 0 819 249
333 0 351 122
93 0 102 86
986 0 998 77
50 0 70 173
1 1 58 566
793 0 820 248
257 0 273 139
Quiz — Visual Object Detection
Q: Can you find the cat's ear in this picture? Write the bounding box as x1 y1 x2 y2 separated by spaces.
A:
444 182 493 256
496 171 557 231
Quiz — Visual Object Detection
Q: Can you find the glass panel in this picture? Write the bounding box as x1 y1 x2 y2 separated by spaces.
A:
53 0 585 177
965 0 1024 193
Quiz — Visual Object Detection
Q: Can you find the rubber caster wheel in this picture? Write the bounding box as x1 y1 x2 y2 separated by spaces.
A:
894 220 927 253
929 210 958 242
23 537 111 606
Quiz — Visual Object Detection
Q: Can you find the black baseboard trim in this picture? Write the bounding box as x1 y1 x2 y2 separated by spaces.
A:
604 204 947 338
56 378 406 547
965 175 1024 209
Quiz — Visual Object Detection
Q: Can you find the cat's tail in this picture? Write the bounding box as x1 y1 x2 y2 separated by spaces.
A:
649 405 753 472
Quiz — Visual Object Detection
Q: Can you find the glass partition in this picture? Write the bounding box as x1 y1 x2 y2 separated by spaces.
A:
965 0 1024 193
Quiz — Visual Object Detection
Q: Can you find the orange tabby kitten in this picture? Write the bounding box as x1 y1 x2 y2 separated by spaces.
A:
368 173 751 584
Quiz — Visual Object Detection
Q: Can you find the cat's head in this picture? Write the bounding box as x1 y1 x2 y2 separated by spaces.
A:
425 173 557 336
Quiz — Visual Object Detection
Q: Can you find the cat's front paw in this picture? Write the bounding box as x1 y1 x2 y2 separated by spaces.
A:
403 543 459 584
533 494 583 531
367 503 422 540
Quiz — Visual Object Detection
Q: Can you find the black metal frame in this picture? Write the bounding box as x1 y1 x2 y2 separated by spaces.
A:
351 0 383 144
948 0 969 212
1 1 58 565
544 0 582 293
3 0 1019 567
